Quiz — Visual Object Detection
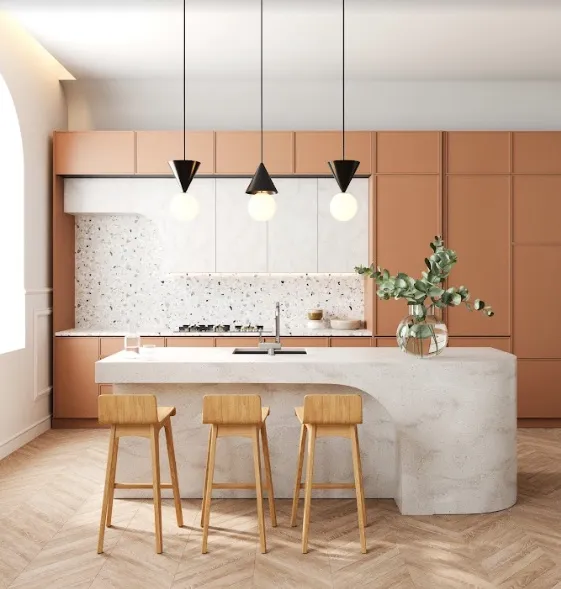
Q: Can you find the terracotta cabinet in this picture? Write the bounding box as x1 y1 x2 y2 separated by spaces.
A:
280 337 329 347
99 336 164 359
518 360 561 418
294 132 372 175
215 337 260 347
375 175 440 336
514 246 561 358
513 176 561 245
376 339 397 347
448 338 511 352
513 132 561 174
215 131 293 175
136 131 214 175
376 132 440 174
54 337 99 419
166 337 215 347
330 337 372 347
54 131 136 176
446 176 510 336
446 132 510 174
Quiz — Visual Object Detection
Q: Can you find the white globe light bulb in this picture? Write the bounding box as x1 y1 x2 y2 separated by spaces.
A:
248 192 277 222
330 192 358 222
169 192 200 221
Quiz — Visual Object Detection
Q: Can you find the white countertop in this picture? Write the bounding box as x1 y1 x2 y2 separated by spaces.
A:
55 327 372 338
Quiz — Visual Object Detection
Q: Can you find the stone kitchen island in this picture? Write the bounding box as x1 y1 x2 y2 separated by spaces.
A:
95 346 517 516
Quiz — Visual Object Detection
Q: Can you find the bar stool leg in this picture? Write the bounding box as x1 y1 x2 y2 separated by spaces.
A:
105 432 119 528
164 419 183 527
351 425 367 554
302 425 316 554
260 421 277 527
200 427 212 528
97 426 117 554
202 425 218 554
290 423 307 527
150 425 163 554
252 426 267 554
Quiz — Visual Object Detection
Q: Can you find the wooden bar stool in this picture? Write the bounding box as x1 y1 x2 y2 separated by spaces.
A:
97 394 183 555
290 394 367 554
201 394 277 554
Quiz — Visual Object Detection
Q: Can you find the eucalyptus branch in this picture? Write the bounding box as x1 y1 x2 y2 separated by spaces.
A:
355 236 494 318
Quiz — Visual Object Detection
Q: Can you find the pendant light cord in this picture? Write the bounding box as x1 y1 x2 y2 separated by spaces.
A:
342 0 345 160
260 0 264 163
183 0 186 162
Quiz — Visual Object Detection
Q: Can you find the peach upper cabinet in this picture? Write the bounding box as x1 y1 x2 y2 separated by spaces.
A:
54 131 136 176
215 131 294 175
375 132 440 174
294 132 372 176
136 131 215 175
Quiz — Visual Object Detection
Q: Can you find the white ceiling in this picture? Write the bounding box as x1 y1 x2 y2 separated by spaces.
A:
2 0 561 81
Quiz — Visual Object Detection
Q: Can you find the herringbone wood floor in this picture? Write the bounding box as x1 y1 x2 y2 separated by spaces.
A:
1 429 561 589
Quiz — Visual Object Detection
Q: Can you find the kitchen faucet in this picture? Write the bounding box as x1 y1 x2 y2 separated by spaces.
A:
275 301 281 344
258 302 282 353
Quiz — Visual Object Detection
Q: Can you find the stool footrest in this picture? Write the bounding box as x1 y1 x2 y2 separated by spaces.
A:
212 482 273 490
114 483 174 490
299 482 356 490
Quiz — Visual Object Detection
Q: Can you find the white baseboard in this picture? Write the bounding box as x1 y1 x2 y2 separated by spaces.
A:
0 414 51 461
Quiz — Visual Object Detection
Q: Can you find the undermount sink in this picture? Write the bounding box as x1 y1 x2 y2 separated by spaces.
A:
232 347 307 355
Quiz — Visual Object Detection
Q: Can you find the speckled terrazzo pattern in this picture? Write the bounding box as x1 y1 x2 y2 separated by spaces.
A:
75 215 365 331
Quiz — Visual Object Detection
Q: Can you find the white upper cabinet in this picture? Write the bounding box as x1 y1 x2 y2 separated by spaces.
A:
64 177 369 274
267 178 318 273
215 178 268 273
317 178 369 273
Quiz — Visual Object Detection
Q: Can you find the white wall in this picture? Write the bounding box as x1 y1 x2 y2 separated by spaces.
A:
0 12 67 459
64 77 561 131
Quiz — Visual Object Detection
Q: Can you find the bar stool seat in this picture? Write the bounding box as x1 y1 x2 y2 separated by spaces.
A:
291 394 367 554
97 394 183 555
201 395 276 554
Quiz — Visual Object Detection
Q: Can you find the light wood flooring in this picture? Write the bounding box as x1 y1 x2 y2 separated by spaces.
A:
1 428 561 588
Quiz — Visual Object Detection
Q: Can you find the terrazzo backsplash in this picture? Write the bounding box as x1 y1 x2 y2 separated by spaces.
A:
75 215 364 331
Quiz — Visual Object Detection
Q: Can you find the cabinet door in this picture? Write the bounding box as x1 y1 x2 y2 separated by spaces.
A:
513 132 561 174
514 176 561 245
448 338 511 352
166 337 215 347
99 384 113 396
331 337 372 347
446 176 510 336
136 131 214 175
215 179 267 272
54 337 99 419
376 338 397 347
215 337 260 347
215 132 293 175
376 132 440 174
295 132 372 175
375 175 440 336
518 360 561 418
317 177 369 273
514 246 561 358
280 337 329 347
54 131 135 176
267 178 318 272
446 132 510 175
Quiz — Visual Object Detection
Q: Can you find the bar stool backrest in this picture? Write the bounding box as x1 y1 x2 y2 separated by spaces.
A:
98 394 159 425
202 395 263 425
302 394 363 425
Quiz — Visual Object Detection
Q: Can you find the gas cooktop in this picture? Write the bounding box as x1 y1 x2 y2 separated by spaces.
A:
176 324 266 333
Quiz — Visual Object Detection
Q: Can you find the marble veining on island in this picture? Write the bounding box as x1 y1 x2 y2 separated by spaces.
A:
96 347 517 516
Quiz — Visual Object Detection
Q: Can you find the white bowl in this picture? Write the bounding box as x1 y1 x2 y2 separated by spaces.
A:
330 319 361 330
307 320 325 330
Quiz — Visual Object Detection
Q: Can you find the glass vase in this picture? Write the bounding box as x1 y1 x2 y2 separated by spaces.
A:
396 304 448 359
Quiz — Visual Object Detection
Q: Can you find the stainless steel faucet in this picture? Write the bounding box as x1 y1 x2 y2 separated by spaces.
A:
275 302 281 344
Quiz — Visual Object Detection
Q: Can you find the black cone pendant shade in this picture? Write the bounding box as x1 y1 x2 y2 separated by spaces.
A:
169 159 200 193
328 159 360 193
246 163 277 195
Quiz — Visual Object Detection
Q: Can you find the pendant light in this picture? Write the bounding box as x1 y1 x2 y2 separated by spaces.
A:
328 0 359 222
246 0 277 222
169 0 201 221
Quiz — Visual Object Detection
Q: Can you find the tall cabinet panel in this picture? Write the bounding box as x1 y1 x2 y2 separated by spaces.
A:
446 176 510 336
375 175 440 335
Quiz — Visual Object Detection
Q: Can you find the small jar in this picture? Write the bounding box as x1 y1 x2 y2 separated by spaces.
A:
307 309 324 321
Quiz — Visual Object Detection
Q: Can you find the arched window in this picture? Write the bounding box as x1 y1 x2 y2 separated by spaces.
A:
0 73 24 354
